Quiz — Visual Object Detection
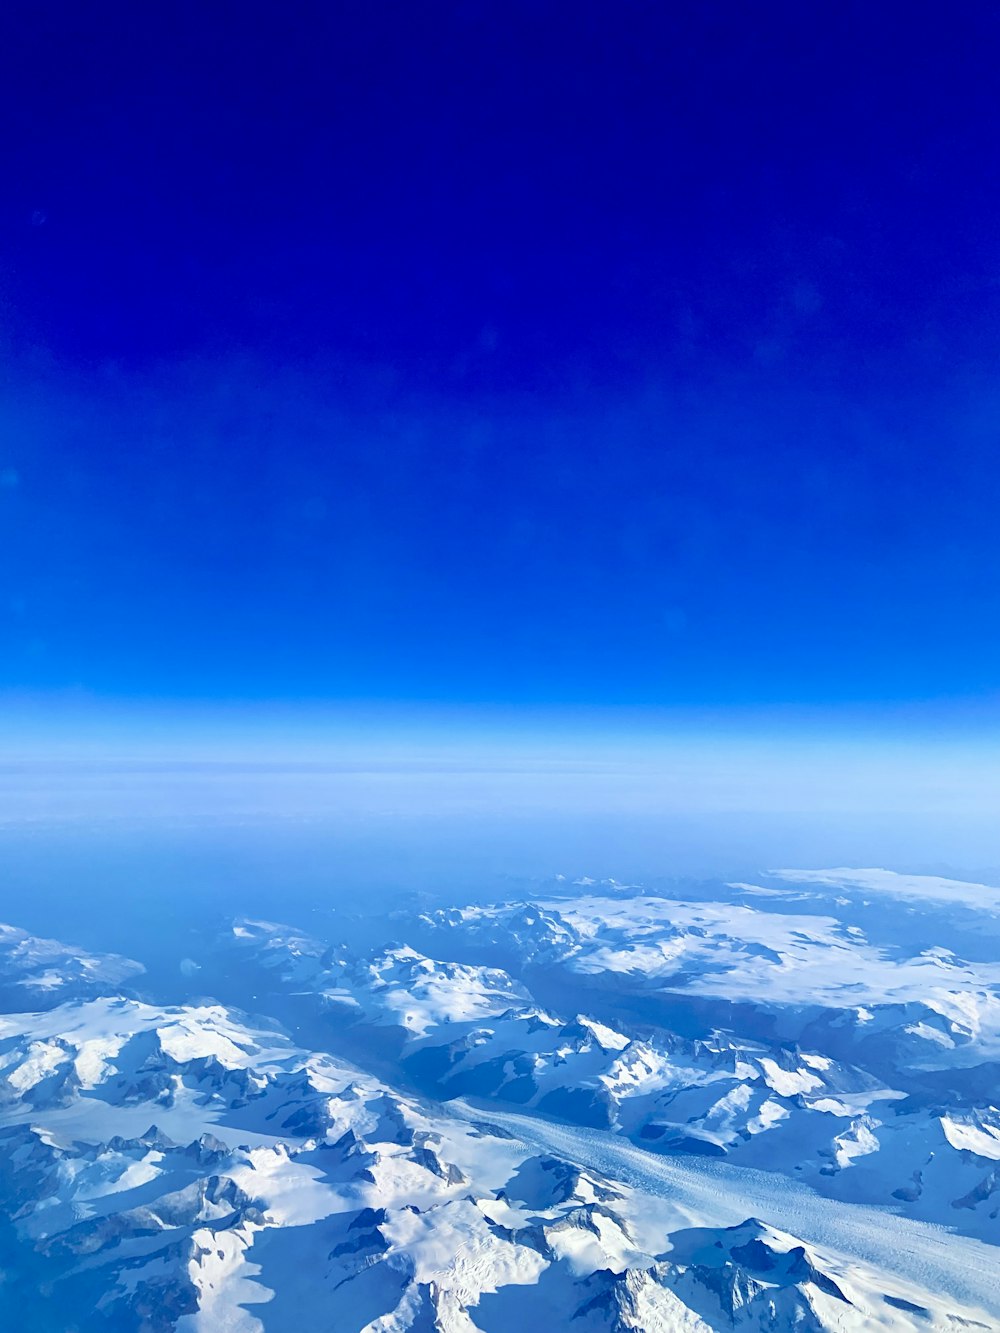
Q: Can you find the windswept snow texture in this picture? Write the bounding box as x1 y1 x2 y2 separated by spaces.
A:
3 866 1000 1330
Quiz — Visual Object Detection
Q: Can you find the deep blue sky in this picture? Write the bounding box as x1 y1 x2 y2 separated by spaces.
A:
2 2 1000 711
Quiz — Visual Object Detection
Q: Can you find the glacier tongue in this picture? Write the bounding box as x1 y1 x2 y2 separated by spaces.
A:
3 868 1000 1330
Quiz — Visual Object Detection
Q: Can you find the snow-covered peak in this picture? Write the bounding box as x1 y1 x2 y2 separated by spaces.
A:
0 921 143 1000
4 871 1000 1330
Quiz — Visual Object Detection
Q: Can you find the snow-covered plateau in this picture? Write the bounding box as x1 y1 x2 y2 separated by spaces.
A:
2 866 1000 1330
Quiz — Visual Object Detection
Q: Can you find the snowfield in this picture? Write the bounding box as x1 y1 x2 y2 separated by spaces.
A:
2 865 1000 1330
451 1098 1000 1321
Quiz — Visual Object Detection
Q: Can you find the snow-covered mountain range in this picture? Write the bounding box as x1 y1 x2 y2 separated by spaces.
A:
2 867 1000 1330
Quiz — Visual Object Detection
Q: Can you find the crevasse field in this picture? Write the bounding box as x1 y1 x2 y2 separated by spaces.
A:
3 864 1000 1331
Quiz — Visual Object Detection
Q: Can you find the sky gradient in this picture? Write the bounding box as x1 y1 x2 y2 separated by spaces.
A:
2 3 1000 722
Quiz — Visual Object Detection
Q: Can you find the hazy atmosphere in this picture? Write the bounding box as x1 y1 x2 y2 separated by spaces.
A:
2 5 1000 1331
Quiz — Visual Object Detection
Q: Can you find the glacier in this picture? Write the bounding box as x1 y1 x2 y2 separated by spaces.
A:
2 867 1000 1330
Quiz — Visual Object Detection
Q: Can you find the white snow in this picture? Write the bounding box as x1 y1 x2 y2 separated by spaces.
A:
452 1099 1000 1321
770 867 1000 912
